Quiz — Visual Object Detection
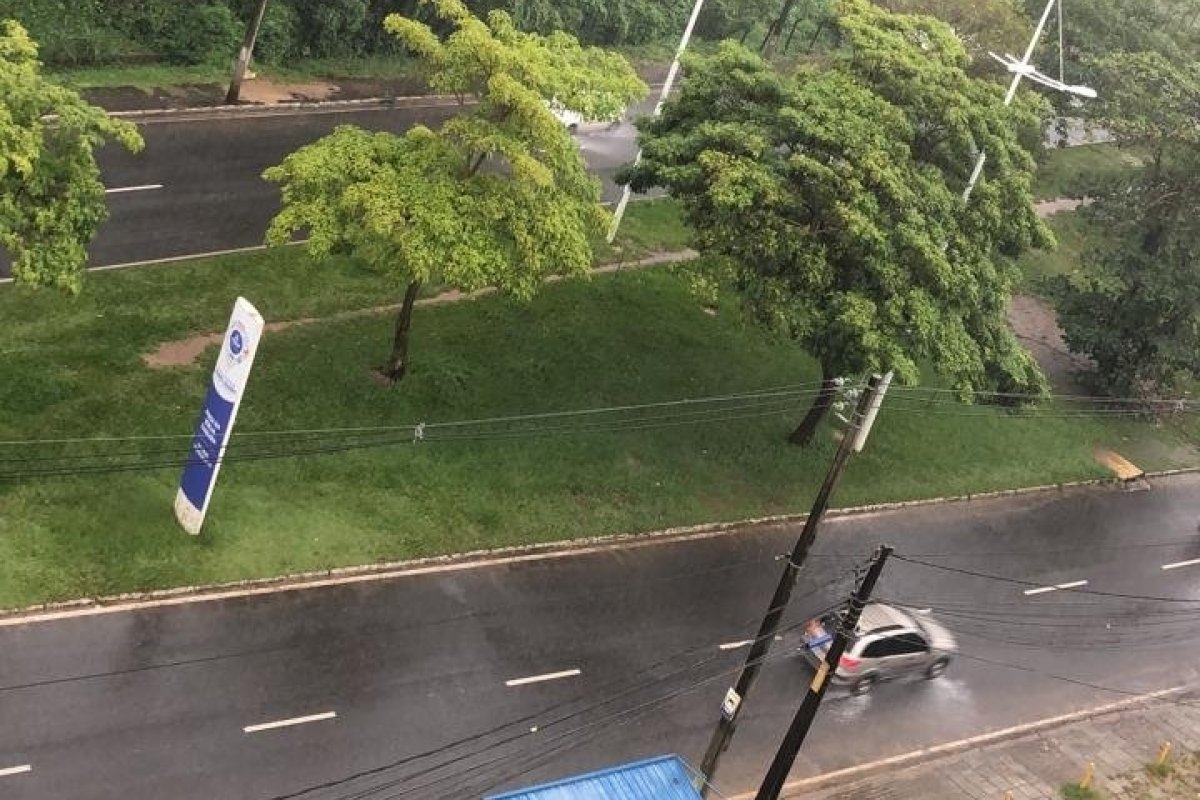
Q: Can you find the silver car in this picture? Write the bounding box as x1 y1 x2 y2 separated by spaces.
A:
800 603 957 695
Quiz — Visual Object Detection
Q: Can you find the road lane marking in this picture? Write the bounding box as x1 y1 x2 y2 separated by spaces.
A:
718 635 782 651
1161 557 1200 571
0 764 32 777
1024 579 1088 596
243 711 336 733
505 669 581 687
104 184 164 194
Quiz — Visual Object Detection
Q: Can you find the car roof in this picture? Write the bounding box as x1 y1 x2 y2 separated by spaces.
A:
855 603 916 635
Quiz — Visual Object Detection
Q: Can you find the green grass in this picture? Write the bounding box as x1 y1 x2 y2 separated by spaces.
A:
47 56 422 93
1018 210 1090 291
1061 784 1102 800
593 199 692 263
1035 143 1145 200
48 62 230 91
0 204 1194 609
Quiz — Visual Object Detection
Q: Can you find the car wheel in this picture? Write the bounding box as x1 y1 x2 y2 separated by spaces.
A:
925 657 950 679
850 674 878 696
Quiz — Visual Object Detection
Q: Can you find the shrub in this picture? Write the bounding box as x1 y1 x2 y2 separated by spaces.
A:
160 2 242 65
253 1 300 65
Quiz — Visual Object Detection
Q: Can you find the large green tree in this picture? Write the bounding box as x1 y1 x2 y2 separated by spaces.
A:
1055 52 1200 400
264 0 645 382
0 20 142 293
625 0 1050 446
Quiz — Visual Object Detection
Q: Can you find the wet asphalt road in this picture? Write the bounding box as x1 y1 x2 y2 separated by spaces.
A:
2 475 1199 800
0 97 656 279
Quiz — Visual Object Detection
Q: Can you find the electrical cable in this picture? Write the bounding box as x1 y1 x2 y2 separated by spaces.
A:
892 553 1200 604
351 600 853 800
0 381 834 448
261 570 860 800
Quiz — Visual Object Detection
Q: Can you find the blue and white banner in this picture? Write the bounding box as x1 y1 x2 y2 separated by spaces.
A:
174 297 265 535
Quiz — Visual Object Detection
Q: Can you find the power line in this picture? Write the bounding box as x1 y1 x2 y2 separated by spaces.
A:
892 553 1200 604
0 382 834 449
263 570 861 800
0 399 808 481
351 601 855 800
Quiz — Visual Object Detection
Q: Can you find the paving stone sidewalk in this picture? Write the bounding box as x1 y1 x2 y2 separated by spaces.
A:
794 692 1200 800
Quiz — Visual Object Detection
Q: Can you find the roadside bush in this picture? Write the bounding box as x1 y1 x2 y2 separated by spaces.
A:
157 3 242 65
291 0 369 57
253 1 300 65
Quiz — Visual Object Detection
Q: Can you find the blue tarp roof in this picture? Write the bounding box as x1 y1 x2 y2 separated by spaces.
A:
485 755 703 800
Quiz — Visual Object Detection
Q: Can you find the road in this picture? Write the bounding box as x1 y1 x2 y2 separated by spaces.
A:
0 98 654 279
2 475 1199 800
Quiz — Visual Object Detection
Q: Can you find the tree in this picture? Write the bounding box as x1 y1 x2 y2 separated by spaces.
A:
624 0 1050 446
1030 0 1200 100
873 0 1032 76
264 0 645 382
0 21 143 293
1055 52 1200 400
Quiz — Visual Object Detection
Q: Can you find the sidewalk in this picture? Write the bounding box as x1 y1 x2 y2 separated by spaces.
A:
794 690 1200 800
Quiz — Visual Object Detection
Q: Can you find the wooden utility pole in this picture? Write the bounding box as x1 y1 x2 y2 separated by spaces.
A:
226 0 270 105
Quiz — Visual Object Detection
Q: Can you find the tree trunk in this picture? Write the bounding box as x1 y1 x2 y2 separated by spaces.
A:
761 0 799 58
787 366 839 447
806 18 828 52
381 281 422 384
782 15 803 53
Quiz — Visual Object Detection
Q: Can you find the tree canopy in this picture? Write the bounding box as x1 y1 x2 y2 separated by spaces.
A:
264 0 645 381
625 0 1050 445
1055 52 1200 400
0 20 143 293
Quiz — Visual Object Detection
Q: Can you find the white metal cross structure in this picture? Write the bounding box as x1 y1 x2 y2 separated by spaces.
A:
989 52 1097 98
961 0 1096 202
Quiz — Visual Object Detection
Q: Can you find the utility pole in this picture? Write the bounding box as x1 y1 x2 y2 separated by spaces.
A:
755 545 893 800
695 371 892 795
226 0 270 105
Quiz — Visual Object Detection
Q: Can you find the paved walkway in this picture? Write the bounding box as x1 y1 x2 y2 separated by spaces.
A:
794 691 1200 800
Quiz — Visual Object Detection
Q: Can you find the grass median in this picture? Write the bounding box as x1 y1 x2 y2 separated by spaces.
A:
0 201 1195 609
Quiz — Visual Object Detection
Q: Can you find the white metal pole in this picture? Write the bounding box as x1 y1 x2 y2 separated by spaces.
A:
606 0 707 243
962 0 1060 202
1058 0 1066 83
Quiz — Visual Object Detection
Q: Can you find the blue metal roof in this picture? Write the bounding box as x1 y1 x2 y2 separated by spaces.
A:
485 755 703 800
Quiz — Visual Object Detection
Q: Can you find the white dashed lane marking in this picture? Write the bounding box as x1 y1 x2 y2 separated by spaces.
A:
243 711 337 733
505 669 581 687
1024 579 1089 596
0 764 32 777
104 184 164 194
1161 557 1200 571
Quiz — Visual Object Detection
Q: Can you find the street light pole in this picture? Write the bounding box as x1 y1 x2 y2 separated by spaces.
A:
961 0 1062 202
606 0 706 244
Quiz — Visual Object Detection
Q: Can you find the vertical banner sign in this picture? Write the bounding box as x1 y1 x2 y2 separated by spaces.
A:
174 297 265 535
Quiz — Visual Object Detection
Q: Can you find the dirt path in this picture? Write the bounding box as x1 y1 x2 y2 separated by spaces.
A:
143 250 697 368
1002 196 1095 393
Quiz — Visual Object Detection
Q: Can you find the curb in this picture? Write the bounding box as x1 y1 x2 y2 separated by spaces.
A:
92 81 669 122
748 685 1192 799
106 93 461 122
2 468 1196 624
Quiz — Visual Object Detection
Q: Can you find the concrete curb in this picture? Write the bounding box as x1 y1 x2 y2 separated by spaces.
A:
750 685 1192 799
106 93 461 122
94 81 669 122
3 467 1196 624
